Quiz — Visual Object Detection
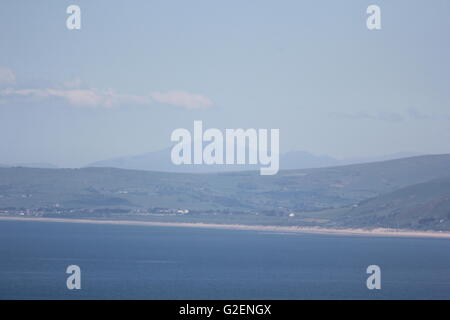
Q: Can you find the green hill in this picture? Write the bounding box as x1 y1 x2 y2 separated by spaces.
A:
327 177 450 230
1 154 450 229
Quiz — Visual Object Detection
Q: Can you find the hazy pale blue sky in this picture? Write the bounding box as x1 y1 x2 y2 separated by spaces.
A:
0 0 449 167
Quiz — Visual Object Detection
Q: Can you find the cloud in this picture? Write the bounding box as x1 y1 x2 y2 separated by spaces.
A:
0 67 16 87
150 90 213 109
330 108 450 122
0 79 213 109
330 111 404 122
406 107 450 121
0 88 152 108
0 68 214 109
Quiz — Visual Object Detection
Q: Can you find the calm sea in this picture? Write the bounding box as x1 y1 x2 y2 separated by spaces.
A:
1 220 450 299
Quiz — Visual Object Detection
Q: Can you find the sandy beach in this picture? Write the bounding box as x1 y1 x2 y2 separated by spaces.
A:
1 216 450 239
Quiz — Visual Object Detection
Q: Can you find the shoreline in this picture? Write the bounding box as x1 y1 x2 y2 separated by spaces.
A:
1 216 450 239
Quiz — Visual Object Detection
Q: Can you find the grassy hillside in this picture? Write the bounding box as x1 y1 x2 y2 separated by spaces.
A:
1 154 450 229
324 177 450 230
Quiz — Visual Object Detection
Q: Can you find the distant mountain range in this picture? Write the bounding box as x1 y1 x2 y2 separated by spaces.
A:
1 154 450 230
0 150 422 172
0 162 58 169
88 148 422 172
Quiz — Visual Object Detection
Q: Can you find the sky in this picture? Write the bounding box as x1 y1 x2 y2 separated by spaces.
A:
0 0 449 167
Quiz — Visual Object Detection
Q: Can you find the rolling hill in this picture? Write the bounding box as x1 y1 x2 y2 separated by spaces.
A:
1 154 450 230
326 177 450 230
88 148 420 173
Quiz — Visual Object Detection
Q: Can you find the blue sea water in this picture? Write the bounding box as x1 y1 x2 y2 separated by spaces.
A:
0 220 450 299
